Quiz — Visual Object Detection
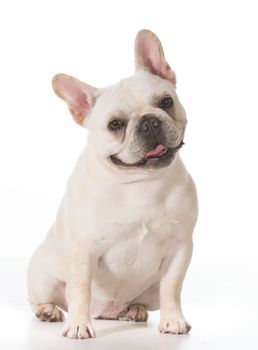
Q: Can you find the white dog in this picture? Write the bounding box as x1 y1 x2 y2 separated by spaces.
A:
27 29 198 339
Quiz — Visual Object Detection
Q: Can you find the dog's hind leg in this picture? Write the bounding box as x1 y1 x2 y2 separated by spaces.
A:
118 304 149 322
31 303 65 322
27 230 67 322
94 304 148 322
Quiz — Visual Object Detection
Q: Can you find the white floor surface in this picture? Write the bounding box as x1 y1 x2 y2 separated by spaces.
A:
1 258 257 350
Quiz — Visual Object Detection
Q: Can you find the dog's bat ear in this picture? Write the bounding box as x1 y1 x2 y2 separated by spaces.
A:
52 74 98 126
135 29 176 87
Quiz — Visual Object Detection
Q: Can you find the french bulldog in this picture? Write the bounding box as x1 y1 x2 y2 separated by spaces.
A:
27 29 198 339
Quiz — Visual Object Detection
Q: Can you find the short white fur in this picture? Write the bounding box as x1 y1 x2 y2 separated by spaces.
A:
27 29 198 339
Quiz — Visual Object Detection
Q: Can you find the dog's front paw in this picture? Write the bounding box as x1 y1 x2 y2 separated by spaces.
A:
159 316 191 334
62 317 96 339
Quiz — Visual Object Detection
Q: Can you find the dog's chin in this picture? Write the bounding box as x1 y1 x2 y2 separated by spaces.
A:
109 141 184 170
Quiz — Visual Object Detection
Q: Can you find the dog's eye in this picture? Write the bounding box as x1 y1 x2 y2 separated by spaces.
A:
108 119 126 131
158 96 173 109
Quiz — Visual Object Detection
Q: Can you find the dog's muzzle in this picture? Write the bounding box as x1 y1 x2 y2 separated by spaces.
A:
110 141 184 168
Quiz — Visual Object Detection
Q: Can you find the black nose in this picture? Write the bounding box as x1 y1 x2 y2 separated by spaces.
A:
138 115 161 134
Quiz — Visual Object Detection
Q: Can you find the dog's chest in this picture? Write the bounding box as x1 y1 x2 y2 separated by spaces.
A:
98 218 176 281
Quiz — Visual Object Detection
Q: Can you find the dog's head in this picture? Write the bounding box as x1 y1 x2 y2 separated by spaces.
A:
52 30 187 174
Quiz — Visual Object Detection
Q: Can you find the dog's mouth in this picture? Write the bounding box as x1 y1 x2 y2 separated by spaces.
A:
110 141 184 169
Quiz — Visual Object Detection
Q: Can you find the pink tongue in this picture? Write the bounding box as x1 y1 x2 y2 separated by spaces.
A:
144 144 167 158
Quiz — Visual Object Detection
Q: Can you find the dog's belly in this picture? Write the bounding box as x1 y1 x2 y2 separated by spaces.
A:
91 225 169 315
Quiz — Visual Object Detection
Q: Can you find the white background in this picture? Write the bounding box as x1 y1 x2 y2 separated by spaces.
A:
0 0 258 349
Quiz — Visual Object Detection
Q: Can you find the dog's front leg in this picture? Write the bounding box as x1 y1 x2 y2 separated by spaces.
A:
62 240 96 339
159 240 193 335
